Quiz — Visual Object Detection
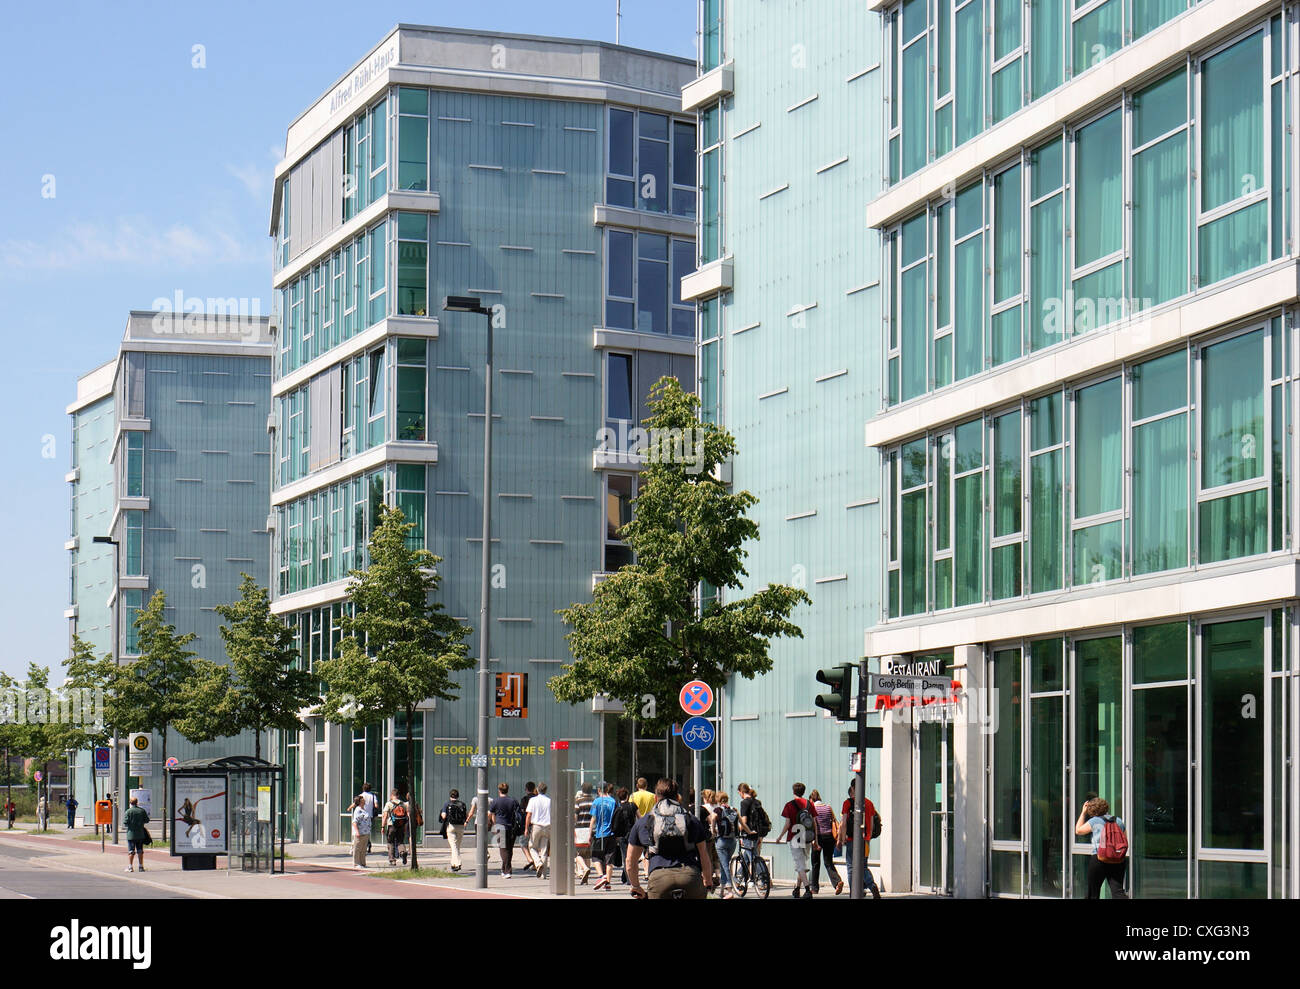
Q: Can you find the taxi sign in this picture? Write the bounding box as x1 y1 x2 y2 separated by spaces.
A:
679 680 713 716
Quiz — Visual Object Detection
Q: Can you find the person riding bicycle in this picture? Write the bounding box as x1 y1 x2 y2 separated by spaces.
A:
624 778 714 900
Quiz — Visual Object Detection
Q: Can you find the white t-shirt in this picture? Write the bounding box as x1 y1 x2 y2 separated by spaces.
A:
361 791 379 817
527 793 552 827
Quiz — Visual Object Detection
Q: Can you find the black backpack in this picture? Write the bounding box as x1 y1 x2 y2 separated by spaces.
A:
871 811 883 840
714 805 738 838
748 799 772 837
446 800 467 825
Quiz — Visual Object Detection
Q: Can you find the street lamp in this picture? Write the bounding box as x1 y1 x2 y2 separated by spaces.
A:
92 534 120 845
442 295 495 889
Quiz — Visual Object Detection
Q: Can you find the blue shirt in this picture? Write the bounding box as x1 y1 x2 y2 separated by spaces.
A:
1086 815 1125 855
590 794 617 839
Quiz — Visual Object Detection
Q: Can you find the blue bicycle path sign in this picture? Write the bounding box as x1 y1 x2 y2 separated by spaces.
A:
681 716 715 751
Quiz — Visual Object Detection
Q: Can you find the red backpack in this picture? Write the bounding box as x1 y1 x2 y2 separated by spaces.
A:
1097 816 1128 863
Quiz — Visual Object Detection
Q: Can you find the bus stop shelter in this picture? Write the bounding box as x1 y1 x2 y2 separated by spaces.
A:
166 756 285 873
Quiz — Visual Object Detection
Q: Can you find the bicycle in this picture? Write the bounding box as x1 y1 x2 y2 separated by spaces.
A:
729 834 771 898
684 724 713 745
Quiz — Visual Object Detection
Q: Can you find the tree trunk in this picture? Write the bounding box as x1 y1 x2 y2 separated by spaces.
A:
254 724 261 762
406 705 418 871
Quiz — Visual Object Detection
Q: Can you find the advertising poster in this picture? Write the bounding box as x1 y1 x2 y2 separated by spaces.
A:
172 775 227 854
495 671 527 718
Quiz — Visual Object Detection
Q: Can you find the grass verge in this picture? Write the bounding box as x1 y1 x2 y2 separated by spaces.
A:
364 866 464 880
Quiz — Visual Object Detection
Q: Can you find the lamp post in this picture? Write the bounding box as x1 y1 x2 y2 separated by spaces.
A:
442 295 495 889
92 534 120 845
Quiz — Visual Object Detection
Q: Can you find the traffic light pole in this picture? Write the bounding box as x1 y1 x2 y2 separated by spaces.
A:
850 657 867 901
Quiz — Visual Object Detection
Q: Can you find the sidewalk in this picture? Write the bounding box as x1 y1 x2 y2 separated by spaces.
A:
1 824 913 900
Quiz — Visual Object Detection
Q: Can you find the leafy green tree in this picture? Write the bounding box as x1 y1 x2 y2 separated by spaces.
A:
316 505 472 869
551 377 810 731
113 590 201 840
176 574 318 760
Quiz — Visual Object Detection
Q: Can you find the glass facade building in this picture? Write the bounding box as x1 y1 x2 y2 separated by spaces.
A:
66 311 273 813
269 26 698 843
862 0 1300 897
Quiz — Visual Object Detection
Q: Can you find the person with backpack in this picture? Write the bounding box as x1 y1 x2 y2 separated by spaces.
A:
525 782 552 878
488 782 522 877
439 788 469 872
574 783 595 884
737 782 771 864
839 779 882 899
382 787 409 867
1076 797 1129 899
776 782 818 898
808 789 844 895
612 787 639 885
712 791 741 898
624 778 714 900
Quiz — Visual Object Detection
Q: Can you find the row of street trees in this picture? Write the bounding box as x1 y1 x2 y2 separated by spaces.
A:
2 378 808 857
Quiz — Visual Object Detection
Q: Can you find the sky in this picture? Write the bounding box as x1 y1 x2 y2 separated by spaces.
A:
0 0 697 678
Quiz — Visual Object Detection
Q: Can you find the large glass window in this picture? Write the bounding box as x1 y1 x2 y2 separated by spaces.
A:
122 588 143 655
396 213 428 317
887 20 1285 409
604 473 636 571
124 510 143 577
1133 621 1189 898
344 97 388 220
700 105 722 262
607 108 696 217
1074 636 1123 816
1072 376 1122 584
1132 350 1189 574
1200 618 1265 852
395 338 427 441
1199 329 1266 563
124 432 144 498
395 464 425 549
605 230 694 336
397 87 429 192
884 320 1284 619
991 648 1022 843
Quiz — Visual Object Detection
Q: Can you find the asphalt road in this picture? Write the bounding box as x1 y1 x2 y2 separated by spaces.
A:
0 841 193 899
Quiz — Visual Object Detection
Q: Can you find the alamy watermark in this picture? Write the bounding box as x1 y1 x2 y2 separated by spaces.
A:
597 421 707 475
0 686 104 729
150 290 265 338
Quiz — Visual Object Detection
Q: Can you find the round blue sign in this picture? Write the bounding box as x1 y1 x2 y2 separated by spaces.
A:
681 716 715 751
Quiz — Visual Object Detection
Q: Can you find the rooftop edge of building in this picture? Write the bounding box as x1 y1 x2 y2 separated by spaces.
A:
281 23 697 169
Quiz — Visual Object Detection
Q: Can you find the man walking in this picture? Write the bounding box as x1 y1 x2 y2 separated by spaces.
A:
488 782 521 877
776 782 817 898
518 781 537 870
630 777 654 818
65 795 78 830
625 779 713 900
589 782 619 891
574 782 595 884
439 788 468 872
360 782 379 854
525 782 552 878
839 780 881 899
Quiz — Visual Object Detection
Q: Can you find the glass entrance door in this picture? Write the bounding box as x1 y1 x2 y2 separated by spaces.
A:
916 714 953 893
314 746 327 844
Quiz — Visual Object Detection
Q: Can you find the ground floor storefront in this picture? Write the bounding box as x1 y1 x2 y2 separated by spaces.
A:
875 606 1296 898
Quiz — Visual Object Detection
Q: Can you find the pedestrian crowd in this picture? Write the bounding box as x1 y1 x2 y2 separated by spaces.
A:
418 774 887 900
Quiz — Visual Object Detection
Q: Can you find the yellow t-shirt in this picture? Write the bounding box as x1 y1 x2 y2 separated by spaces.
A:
630 789 655 817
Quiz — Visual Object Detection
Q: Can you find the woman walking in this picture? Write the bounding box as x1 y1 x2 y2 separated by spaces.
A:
808 789 844 895
712 792 741 899
1075 797 1129 899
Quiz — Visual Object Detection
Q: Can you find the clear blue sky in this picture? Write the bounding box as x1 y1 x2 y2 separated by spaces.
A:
0 0 696 679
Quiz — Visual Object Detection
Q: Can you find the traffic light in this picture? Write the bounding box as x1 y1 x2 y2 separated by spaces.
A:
815 662 855 721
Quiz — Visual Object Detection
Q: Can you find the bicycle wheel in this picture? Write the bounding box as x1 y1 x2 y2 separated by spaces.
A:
755 858 771 899
730 855 748 897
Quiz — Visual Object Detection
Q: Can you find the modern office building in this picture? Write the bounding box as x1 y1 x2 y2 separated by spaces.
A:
268 25 697 843
65 310 273 814
863 0 1300 898
699 0 1300 898
680 1 884 883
